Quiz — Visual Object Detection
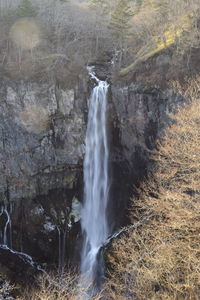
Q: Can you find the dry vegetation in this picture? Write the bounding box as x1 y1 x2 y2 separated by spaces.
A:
0 1 200 299
0 278 15 299
20 272 104 300
106 77 200 299
0 0 199 84
0 271 103 299
0 0 112 85
120 0 200 77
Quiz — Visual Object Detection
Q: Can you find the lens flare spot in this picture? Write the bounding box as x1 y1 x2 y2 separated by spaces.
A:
10 18 40 50
20 105 49 134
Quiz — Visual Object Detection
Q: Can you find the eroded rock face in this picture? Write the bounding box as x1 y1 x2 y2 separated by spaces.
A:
0 76 87 264
0 79 87 201
109 83 184 227
0 69 184 272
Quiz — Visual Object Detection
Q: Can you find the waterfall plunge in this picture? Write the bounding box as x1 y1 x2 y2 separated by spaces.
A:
80 68 109 291
0 205 12 248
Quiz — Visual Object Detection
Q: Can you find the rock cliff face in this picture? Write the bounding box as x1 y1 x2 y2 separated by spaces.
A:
0 75 88 264
0 70 183 269
0 77 87 201
109 82 183 227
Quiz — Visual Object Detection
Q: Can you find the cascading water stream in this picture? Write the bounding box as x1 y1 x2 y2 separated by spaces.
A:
0 205 12 248
0 205 43 273
80 67 110 291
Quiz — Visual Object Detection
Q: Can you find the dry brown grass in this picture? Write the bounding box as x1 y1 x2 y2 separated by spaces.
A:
106 78 200 299
0 278 15 299
130 0 199 45
121 0 200 76
20 271 104 300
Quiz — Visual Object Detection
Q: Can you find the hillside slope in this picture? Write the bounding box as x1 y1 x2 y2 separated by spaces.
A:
106 77 200 300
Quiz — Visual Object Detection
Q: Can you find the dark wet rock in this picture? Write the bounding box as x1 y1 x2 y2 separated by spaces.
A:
88 63 112 82
109 83 184 227
0 76 87 265
0 245 42 284
111 84 183 167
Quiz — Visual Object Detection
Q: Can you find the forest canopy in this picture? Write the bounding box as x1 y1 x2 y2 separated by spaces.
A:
0 0 199 85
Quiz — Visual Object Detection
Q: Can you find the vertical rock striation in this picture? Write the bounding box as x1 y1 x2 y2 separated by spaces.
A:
0 76 88 263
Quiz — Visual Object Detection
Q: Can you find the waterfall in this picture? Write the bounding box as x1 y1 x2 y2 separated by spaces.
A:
0 204 43 273
80 67 110 291
0 205 12 248
57 224 68 274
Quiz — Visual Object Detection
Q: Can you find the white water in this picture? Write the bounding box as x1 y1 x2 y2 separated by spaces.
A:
57 224 68 273
80 67 110 290
0 205 12 248
0 205 43 272
0 244 43 271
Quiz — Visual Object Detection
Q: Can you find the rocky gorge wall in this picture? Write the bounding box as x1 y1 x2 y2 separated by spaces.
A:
108 80 184 229
0 69 184 274
0 75 88 266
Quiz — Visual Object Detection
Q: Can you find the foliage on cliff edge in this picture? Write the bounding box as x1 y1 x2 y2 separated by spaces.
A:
0 0 199 85
106 77 200 299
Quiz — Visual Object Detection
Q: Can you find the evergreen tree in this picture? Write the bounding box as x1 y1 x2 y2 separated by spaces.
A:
135 0 143 10
89 0 111 16
3 9 17 26
16 0 37 19
88 0 113 55
136 0 142 7
3 0 37 26
109 0 134 47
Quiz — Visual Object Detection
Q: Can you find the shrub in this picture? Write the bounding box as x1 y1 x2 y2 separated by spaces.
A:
21 272 103 300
